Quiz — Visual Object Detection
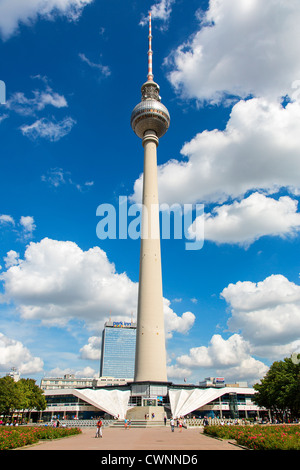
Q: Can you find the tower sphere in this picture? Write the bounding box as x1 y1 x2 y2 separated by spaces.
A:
131 81 170 140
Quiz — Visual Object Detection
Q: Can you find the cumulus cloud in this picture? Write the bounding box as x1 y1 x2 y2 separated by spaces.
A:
19 216 36 239
0 238 194 339
0 0 94 40
140 0 175 27
189 193 300 247
167 0 300 104
176 333 268 384
169 273 300 384
3 250 20 268
164 298 195 339
79 336 101 360
221 274 300 349
0 214 15 226
3 77 75 142
46 366 98 378
5 87 67 116
132 99 300 206
0 332 44 374
0 215 36 241
20 116 76 141
167 364 192 381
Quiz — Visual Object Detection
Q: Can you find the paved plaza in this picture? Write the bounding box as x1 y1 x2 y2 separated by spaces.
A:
21 425 244 451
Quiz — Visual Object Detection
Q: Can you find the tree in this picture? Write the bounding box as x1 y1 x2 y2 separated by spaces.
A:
0 376 19 416
0 376 47 421
16 378 47 420
253 357 300 421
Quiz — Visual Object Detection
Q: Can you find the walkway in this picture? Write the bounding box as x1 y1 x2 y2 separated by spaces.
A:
21 425 244 451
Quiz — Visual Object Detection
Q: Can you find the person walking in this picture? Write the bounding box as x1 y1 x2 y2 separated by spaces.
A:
170 417 175 432
95 418 103 438
179 418 183 432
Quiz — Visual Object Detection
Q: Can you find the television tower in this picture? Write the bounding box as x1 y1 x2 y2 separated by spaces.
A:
131 13 170 382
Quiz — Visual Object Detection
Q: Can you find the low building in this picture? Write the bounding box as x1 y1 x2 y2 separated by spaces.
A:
39 382 267 422
40 374 133 391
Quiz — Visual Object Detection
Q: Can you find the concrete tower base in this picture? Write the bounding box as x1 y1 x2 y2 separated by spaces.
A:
126 405 166 422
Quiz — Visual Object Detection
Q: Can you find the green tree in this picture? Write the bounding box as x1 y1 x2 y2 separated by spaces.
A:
0 376 19 417
16 378 47 420
0 376 47 421
253 357 300 421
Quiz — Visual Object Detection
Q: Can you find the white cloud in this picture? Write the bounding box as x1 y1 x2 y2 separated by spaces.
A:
41 167 94 191
0 0 94 40
19 216 36 239
20 116 76 141
131 98 300 205
41 168 68 187
0 113 8 123
164 298 195 339
0 238 194 339
79 336 101 360
167 364 192 381
46 366 98 378
79 53 111 78
0 332 44 374
0 214 15 226
167 0 300 104
4 250 20 268
170 273 300 384
221 274 300 349
140 0 175 26
5 87 67 116
189 193 300 247
0 214 36 241
176 333 268 384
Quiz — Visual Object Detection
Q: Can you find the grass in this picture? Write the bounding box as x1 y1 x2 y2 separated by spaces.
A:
0 425 82 450
204 424 300 450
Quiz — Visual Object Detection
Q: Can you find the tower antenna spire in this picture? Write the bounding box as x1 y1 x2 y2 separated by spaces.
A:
147 12 154 82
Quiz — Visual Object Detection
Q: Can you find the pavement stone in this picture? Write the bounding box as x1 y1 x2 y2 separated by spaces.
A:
20 425 244 451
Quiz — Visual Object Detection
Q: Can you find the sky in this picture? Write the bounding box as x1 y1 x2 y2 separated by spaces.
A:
0 0 300 388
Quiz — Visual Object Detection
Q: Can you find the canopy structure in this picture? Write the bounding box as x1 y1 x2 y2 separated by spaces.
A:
169 387 254 418
74 388 130 420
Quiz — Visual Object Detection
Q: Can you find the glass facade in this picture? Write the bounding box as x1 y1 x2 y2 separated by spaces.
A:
100 322 136 379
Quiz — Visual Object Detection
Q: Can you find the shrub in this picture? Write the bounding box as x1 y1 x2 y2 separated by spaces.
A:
204 424 300 450
0 426 81 450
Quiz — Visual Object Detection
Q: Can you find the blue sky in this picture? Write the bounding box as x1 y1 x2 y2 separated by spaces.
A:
1 0 300 387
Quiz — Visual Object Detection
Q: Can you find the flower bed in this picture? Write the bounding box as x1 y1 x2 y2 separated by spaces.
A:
204 424 300 450
0 426 82 450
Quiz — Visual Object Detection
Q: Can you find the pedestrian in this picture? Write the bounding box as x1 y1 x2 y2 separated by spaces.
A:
95 418 103 438
164 415 167 426
179 418 183 432
124 418 128 429
170 417 175 432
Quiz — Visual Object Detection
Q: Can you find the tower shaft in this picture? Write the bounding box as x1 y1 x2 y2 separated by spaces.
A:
134 130 167 382
131 12 170 384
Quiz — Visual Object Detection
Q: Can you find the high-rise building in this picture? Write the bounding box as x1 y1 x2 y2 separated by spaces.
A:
131 12 170 383
100 321 136 379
